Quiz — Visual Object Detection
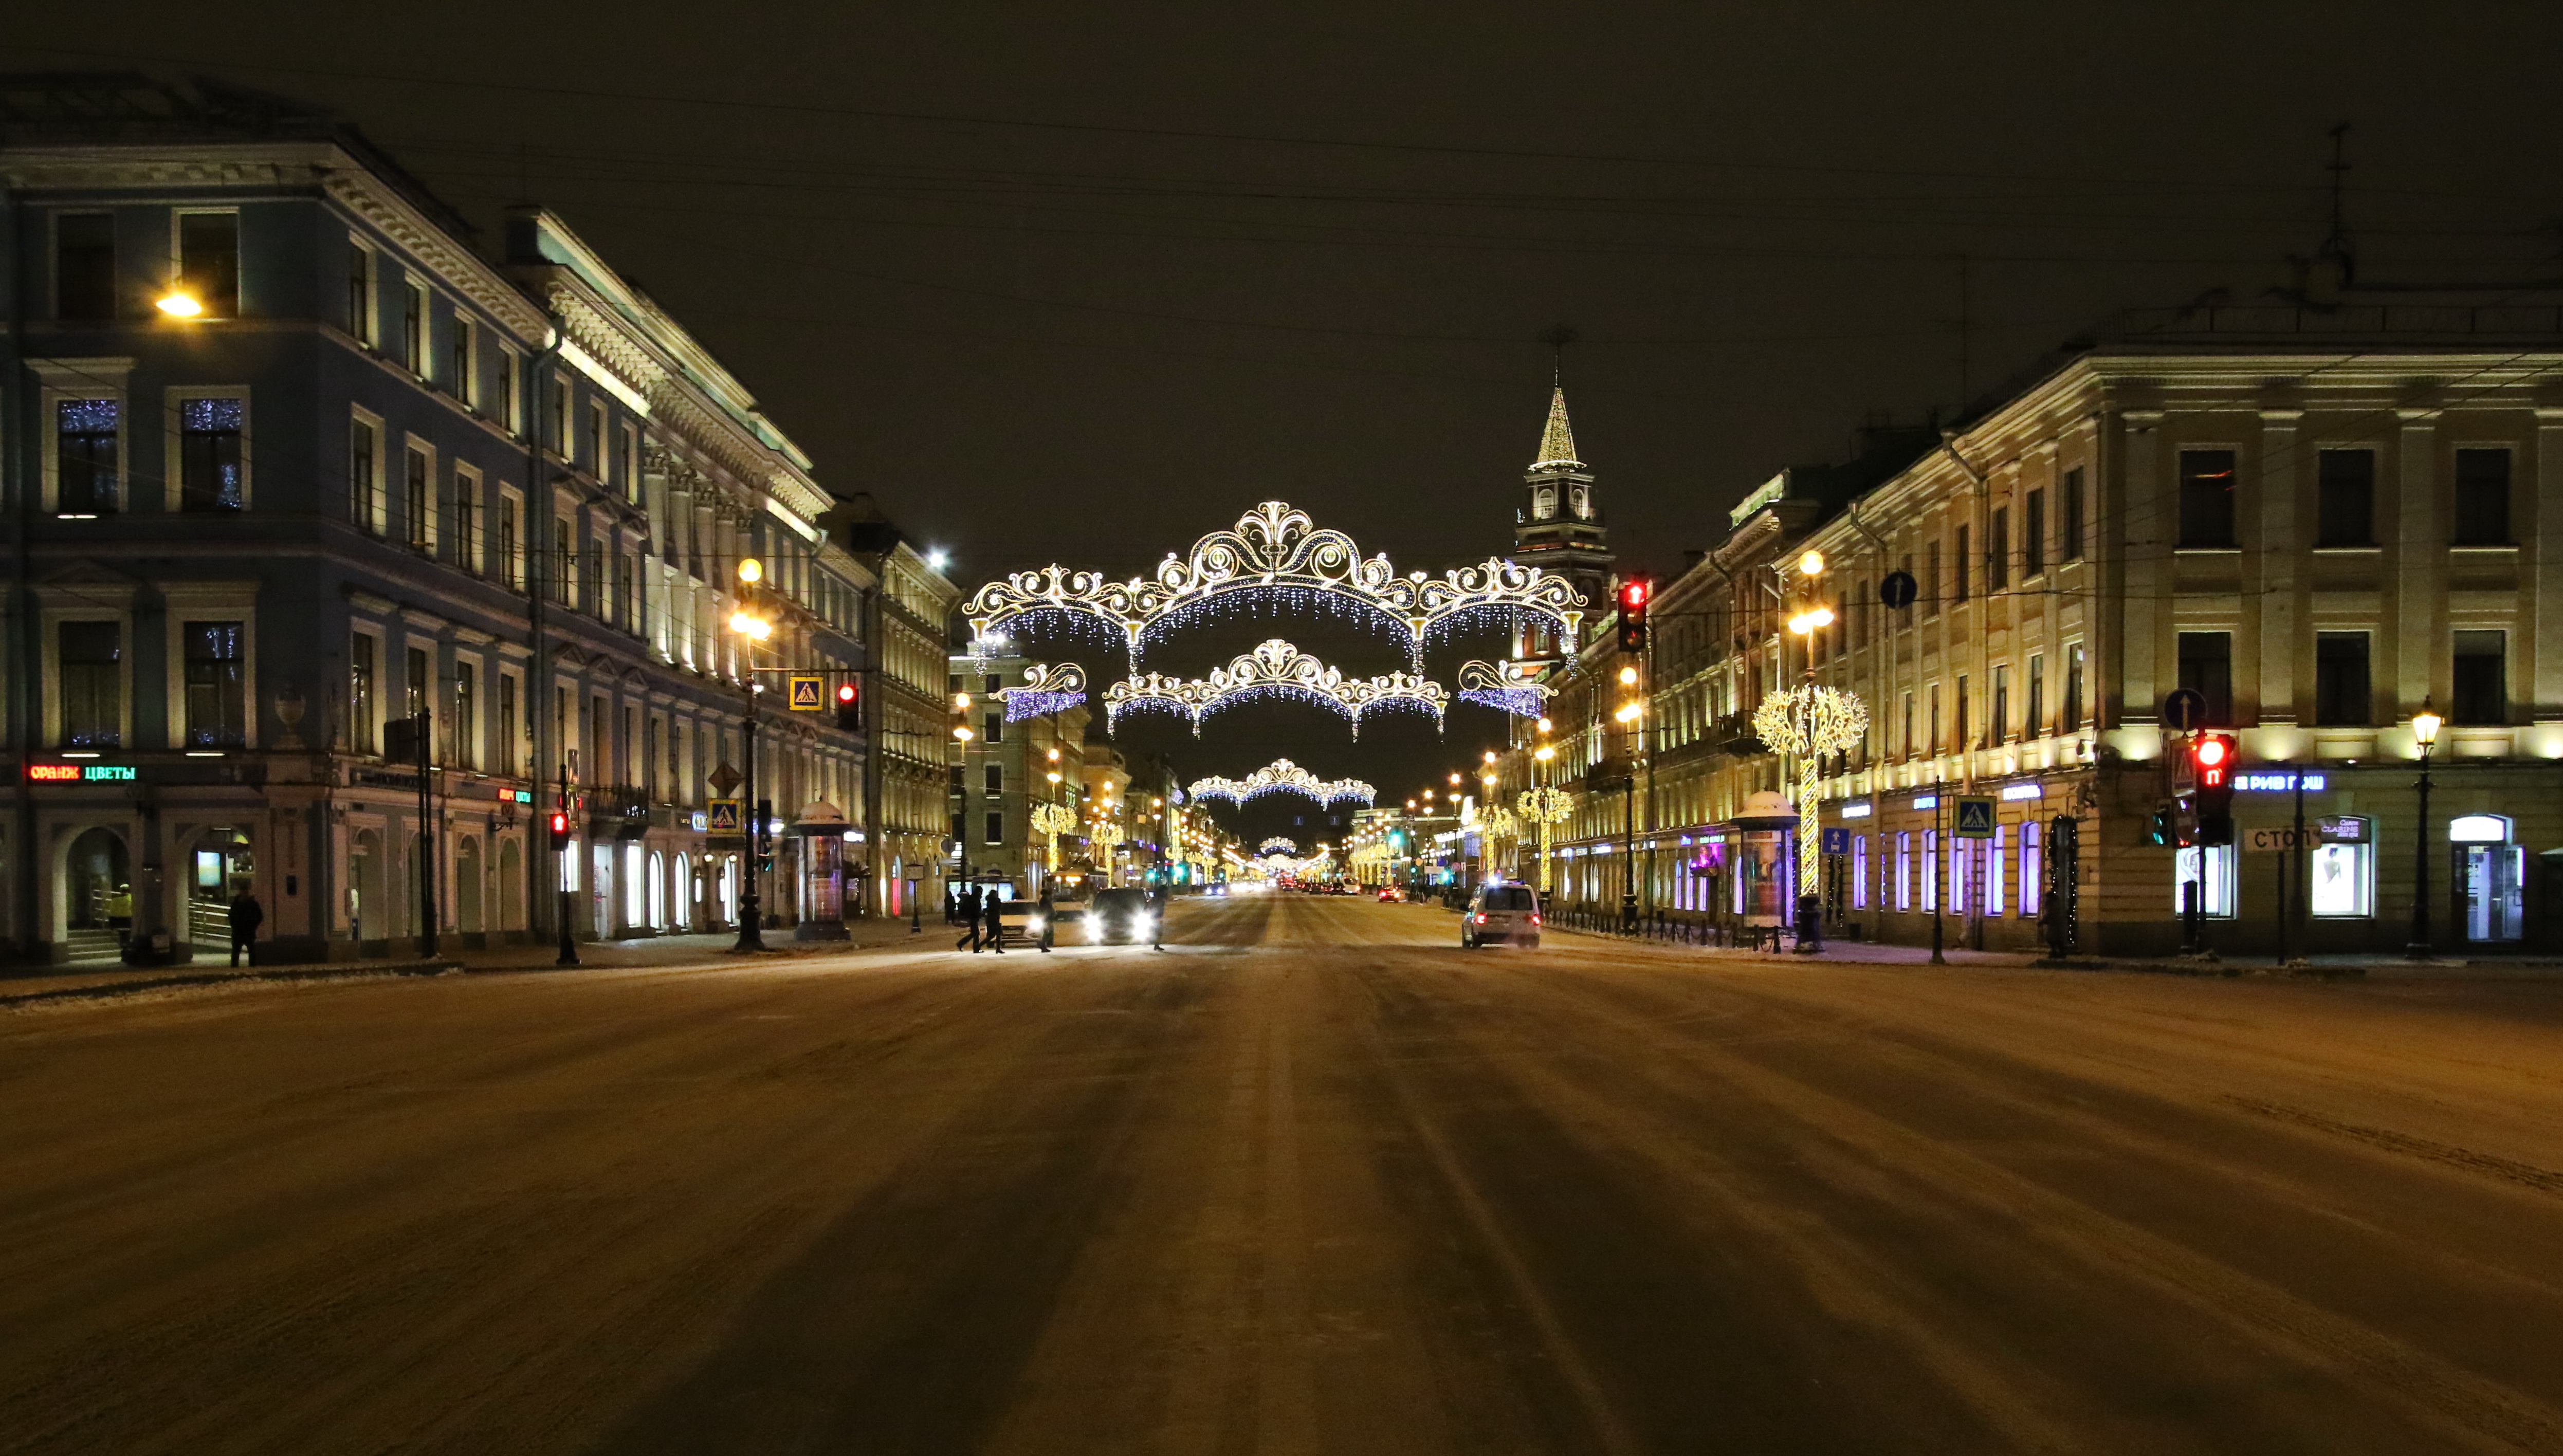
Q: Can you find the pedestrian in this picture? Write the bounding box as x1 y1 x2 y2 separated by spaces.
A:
1038 883 1055 953
981 889 1008 954
227 888 264 967
956 884 983 951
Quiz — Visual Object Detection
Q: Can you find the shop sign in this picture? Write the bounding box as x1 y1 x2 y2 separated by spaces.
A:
2319 816 2368 844
26 763 137 782
1840 801 1873 819
2236 772 2326 792
2000 783 2042 801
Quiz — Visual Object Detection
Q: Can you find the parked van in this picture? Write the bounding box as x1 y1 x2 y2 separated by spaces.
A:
1461 882 1542 948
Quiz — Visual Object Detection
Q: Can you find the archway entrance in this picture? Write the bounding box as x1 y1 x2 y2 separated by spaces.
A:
65 826 130 932
186 827 254 950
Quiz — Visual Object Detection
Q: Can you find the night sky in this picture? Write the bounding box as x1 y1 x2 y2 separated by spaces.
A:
10 3 2560 816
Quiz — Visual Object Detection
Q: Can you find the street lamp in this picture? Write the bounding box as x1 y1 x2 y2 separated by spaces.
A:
728 556 771 952
2407 698 2443 959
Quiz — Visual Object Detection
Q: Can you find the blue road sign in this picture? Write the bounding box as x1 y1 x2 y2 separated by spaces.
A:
2162 687 2208 732
1954 796 1997 838
1819 826 1851 855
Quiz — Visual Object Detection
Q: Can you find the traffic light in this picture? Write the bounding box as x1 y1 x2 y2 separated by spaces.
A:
2192 732 2237 845
546 809 571 852
834 680 862 733
1616 577 1651 653
2149 805 2174 846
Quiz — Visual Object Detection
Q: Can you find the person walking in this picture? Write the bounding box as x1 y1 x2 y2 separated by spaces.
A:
981 889 1008 954
227 888 264 967
956 884 983 951
1038 883 1055 953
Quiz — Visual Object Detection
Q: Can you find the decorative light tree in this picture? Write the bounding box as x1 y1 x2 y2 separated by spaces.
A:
1751 685 1870 898
1515 787 1574 894
1031 802 1079 874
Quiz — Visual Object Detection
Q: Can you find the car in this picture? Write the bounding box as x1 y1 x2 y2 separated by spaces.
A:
1376 886 1402 902
1087 888 1159 945
1460 882 1542 948
993 896 1049 950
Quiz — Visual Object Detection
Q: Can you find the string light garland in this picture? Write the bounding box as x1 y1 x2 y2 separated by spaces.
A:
993 661 1089 721
1102 638 1449 739
966 501 1587 668
1186 758 1377 808
1455 659 1553 717
1516 787 1575 894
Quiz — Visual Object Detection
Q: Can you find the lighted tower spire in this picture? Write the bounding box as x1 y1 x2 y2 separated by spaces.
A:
1532 382 1581 470
1511 339 1612 659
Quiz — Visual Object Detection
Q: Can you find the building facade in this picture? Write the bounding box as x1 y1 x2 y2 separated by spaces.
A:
1497 290 2563 956
838 496 961 919
2 76 871 964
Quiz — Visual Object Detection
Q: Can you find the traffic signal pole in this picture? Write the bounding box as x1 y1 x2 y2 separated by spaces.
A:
554 762 578 967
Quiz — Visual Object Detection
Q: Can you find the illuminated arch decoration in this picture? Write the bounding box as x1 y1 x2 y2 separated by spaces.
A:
993 662 1088 722
1259 837 1300 857
1187 758 1377 808
965 501 1587 667
1101 639 1449 739
1455 659 1553 717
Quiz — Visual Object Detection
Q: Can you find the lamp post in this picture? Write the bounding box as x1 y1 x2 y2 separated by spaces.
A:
728 557 773 953
2406 698 2443 960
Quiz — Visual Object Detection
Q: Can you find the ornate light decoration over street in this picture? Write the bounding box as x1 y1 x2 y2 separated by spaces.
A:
1187 757 1377 808
1031 802 1079 873
966 501 1587 667
992 661 1089 721
1102 638 1449 738
1259 837 1301 856
1455 659 1553 717
1752 685 1871 895
1516 787 1575 894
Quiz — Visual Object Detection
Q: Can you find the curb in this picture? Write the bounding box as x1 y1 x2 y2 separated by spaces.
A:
1 959 462 1010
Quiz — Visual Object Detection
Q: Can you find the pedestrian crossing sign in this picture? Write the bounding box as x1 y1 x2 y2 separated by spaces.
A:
1954 796 1997 838
788 675 824 711
707 799 743 834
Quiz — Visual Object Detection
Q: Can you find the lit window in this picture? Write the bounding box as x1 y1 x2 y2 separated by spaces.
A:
178 397 245 511
2310 842 2373 918
2020 822 2042 919
2173 845 2237 917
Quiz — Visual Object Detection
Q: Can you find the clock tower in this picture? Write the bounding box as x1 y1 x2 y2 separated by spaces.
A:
1512 382 1614 658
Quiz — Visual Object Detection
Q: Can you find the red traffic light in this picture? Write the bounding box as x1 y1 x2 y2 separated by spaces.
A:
548 811 569 833
2194 737 2229 768
836 683 857 704
1620 580 1649 607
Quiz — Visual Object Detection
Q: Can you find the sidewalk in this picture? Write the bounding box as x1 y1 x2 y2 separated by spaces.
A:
1544 921 2563 980
1 915 967 1010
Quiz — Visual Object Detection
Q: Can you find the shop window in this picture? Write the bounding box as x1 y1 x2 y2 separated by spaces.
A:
2020 822 2042 918
2173 845 2237 917
2310 819 2373 918
1987 826 2005 916
1851 834 1868 910
1895 832 1911 911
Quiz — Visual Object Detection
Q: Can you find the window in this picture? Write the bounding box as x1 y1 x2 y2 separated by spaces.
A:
1990 666 2009 744
178 398 245 511
2064 643 2085 730
1852 834 1868 910
2062 467 2085 561
500 493 523 589
57 399 120 515
346 242 374 342
1955 675 1969 751
455 469 481 573
406 646 431 721
587 401 607 475
618 550 638 628
176 212 239 317
2454 449 2512 546
2026 654 2045 738
2177 449 2239 548
2314 633 2371 726
2311 823 2374 917
1989 508 2009 591
1952 524 1970 603
404 445 432 551
350 416 380 530
350 633 377 753
1895 832 1912 911
2176 632 2232 726
554 518 576 604
2020 822 2042 919
182 621 246 747
402 282 426 373
2452 630 2506 725
983 712 1003 743
60 621 122 747
984 764 1003 795
1928 683 1942 755
548 378 571 453
2023 490 2045 578
1921 829 1938 912
618 426 639 502
985 811 1005 845
1901 691 1914 758
498 673 518 776
1925 541 1942 616
1950 833 1966 915
1987 826 2005 916
2173 845 2237 917
2316 450 2374 547
495 348 519 433
452 317 477 407
57 213 115 321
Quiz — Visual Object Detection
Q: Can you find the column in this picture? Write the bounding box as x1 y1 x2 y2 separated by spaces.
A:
2258 409 2303 724
2395 409 2441 716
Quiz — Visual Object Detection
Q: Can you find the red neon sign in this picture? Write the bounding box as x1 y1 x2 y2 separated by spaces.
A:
26 764 80 782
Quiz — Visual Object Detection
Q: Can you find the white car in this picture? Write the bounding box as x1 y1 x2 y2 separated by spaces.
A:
1460 883 1542 948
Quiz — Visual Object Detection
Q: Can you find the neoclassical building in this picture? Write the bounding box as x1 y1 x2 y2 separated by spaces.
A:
1 75 887 964
1495 285 2563 956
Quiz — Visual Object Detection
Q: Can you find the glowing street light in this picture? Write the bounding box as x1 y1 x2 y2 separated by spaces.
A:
156 290 204 318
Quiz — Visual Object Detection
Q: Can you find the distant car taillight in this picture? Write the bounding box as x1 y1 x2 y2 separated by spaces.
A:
1530 914 1542 925
1474 913 1488 924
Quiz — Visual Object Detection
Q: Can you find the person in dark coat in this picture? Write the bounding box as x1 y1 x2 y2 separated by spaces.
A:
956 885 983 951
1038 883 1055 953
227 889 264 967
980 890 1008 954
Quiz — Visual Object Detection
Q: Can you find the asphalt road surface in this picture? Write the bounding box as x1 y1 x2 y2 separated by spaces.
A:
10 894 2563 1455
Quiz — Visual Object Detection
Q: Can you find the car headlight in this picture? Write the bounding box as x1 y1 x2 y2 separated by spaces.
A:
1026 916 1046 932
